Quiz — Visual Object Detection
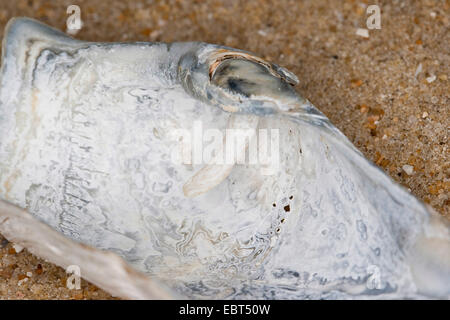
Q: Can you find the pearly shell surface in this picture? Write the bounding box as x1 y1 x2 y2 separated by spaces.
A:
0 18 448 299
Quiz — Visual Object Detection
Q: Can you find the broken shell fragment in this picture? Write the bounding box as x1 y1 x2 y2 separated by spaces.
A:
0 18 449 299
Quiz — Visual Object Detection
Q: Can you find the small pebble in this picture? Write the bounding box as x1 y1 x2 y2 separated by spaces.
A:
426 74 436 83
422 112 428 118
351 79 363 87
257 30 267 37
356 28 369 38
402 165 414 175
414 63 422 78
35 264 43 275
430 12 437 18
360 104 369 113
438 74 447 81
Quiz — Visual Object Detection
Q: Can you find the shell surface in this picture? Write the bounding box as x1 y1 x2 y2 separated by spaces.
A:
0 18 449 299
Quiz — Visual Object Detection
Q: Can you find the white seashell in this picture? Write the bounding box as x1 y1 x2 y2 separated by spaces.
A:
0 18 449 299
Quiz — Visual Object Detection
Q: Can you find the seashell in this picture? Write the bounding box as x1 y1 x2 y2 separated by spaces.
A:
0 18 448 299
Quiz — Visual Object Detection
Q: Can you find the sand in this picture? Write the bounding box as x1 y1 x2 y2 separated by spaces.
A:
0 0 448 299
